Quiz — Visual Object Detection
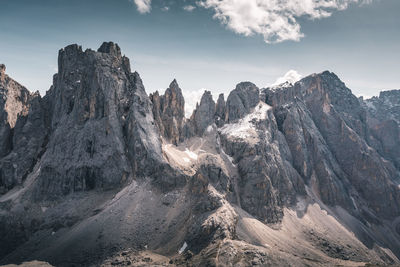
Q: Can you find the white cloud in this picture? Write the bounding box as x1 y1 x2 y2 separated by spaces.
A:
154 87 206 118
197 0 371 43
161 6 170 12
183 89 209 118
133 0 152 14
183 5 196 12
272 70 302 86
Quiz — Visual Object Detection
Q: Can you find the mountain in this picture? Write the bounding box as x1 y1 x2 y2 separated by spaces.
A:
0 43 399 267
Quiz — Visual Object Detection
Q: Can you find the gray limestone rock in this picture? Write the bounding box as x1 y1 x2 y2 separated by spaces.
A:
150 79 185 144
225 82 259 122
362 90 400 168
0 65 40 193
264 71 400 219
1 45 400 267
191 90 216 136
215 93 225 127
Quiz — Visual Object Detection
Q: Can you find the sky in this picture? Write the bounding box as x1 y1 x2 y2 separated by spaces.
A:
0 0 399 116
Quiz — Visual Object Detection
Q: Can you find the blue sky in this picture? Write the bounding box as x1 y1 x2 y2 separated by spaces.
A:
0 0 399 115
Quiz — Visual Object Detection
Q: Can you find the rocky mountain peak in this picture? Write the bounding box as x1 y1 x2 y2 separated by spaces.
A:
215 93 225 127
59 43 83 58
225 81 259 122
1 43 400 267
165 79 184 104
169 78 179 88
190 90 216 135
150 79 185 144
199 90 213 104
0 66 31 128
97 41 122 57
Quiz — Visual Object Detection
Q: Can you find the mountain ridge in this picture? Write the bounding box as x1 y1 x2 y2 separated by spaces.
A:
0 42 399 266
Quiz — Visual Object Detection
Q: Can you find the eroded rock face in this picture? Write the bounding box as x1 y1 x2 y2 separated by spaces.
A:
219 101 305 223
0 64 31 128
0 65 45 193
225 82 259 122
0 92 49 194
0 43 169 200
1 45 400 267
362 90 400 168
364 90 400 125
264 71 400 219
150 79 185 144
190 91 216 136
215 93 225 127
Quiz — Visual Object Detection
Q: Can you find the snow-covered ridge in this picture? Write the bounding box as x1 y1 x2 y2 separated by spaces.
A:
269 81 294 91
220 101 271 140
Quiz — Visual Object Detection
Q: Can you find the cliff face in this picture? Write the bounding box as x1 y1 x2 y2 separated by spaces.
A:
264 72 400 219
150 79 185 145
0 44 400 267
0 65 47 194
362 90 400 169
27 42 172 200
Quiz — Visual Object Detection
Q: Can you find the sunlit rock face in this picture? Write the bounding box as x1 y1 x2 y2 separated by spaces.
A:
150 79 185 145
0 44 400 267
0 64 47 194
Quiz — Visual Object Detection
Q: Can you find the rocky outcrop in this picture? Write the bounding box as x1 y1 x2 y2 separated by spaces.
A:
0 63 31 132
215 93 225 127
219 101 305 223
150 79 185 144
264 72 400 219
0 92 49 194
190 90 216 136
225 82 259 122
362 90 400 168
33 42 172 199
1 45 400 267
0 65 46 193
363 90 400 125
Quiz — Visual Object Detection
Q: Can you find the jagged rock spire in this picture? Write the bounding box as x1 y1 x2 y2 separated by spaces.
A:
191 90 216 135
150 79 185 145
215 93 225 127
98 41 122 57
1 42 400 267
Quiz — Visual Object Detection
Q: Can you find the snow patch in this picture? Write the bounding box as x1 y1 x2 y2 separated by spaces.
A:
162 144 199 173
270 81 293 91
178 242 188 254
185 149 198 160
220 102 271 140
350 196 358 210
